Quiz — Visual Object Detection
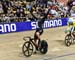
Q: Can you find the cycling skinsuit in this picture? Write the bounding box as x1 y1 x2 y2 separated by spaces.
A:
30 9 50 40
67 17 75 33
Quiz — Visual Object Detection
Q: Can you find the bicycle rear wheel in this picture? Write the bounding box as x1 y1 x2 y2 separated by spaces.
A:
39 40 48 54
22 41 33 57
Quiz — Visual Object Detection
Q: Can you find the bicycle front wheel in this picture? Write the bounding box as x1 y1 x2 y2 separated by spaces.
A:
65 34 72 46
22 41 33 57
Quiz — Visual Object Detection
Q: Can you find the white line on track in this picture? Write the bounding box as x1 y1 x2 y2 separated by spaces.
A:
38 53 75 60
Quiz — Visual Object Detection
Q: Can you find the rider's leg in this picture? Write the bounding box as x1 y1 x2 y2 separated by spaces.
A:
33 32 41 54
71 27 75 39
72 27 75 39
35 32 41 46
34 29 43 51
35 32 42 48
34 32 40 50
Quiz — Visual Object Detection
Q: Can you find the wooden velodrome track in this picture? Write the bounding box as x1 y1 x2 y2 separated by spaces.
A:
0 26 75 60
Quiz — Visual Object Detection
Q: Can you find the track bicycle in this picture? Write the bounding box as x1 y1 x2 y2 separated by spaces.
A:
65 31 75 46
22 36 48 57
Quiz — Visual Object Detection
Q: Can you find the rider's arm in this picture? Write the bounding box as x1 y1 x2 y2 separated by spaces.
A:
43 9 50 19
40 9 50 24
27 5 38 20
30 10 38 20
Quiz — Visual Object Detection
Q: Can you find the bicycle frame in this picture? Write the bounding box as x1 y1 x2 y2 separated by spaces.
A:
22 36 48 57
23 36 37 48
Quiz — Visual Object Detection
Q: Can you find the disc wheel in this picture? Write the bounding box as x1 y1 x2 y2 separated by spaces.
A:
39 40 48 54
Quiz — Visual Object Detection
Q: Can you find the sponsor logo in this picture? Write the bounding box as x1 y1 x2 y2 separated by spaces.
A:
0 23 16 33
31 19 62 29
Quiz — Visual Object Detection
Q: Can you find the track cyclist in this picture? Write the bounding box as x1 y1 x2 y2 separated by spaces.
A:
65 16 75 39
27 5 50 53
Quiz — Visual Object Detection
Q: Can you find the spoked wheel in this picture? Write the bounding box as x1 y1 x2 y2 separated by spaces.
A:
39 40 48 54
22 41 33 57
65 34 72 46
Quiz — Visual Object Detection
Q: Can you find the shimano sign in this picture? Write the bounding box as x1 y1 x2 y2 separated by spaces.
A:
0 18 67 34
44 19 62 28
31 19 62 29
0 23 16 33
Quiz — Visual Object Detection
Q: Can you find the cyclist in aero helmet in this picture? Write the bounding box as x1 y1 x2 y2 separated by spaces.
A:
66 16 75 39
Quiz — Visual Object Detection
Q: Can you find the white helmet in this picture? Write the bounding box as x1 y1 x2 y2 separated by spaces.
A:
68 17 73 25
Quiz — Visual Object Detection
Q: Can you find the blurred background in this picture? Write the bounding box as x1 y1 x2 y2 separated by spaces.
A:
0 0 74 23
